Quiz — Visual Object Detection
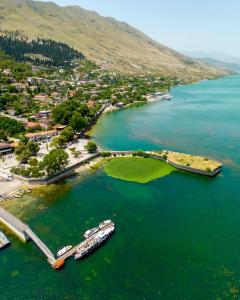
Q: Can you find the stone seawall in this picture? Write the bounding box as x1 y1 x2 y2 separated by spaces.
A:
147 153 222 177
13 150 222 185
16 153 100 185
166 160 222 177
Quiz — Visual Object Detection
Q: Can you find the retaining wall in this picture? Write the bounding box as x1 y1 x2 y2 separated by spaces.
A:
16 153 100 185
147 153 222 177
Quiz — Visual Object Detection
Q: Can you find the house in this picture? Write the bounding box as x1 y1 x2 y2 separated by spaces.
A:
34 77 46 84
53 124 67 132
39 118 53 129
38 110 51 118
27 77 34 85
0 142 13 155
25 121 41 129
2 69 11 76
34 94 49 102
6 108 16 116
51 92 61 98
87 100 95 108
25 130 58 142
29 86 38 92
10 141 20 148
10 83 27 92
115 102 125 108
68 90 77 98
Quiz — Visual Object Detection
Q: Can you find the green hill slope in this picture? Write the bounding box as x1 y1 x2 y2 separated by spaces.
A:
0 0 229 79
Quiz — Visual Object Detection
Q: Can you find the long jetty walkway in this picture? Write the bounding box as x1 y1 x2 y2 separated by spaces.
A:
0 206 114 268
0 207 56 264
58 221 115 261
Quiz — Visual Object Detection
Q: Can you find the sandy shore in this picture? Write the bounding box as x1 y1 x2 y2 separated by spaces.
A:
0 155 107 205
0 179 24 196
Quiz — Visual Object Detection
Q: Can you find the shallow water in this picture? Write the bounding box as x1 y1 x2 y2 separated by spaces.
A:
1 75 240 299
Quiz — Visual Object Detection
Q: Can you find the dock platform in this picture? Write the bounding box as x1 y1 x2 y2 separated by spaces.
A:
57 221 115 262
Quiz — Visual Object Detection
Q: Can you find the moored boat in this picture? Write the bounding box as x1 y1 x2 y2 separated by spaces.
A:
75 223 115 260
57 245 72 257
162 93 172 100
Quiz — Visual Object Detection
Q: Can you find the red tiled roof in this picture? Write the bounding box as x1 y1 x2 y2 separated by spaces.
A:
25 130 57 138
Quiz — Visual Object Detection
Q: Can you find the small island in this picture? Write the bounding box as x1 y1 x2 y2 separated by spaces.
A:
148 150 222 177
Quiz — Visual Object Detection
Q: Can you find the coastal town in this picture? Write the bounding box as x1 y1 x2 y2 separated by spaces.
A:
0 48 179 200
0 38 223 272
0 1 238 299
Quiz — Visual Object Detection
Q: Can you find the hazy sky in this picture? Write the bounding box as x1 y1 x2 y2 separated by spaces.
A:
38 0 240 56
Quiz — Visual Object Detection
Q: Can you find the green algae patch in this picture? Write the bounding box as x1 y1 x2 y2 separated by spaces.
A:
104 157 175 184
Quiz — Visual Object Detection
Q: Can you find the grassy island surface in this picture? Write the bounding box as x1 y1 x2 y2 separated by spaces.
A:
104 157 175 184
161 151 222 172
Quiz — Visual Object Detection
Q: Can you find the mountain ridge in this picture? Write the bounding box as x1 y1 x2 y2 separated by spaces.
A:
197 57 240 72
0 0 229 79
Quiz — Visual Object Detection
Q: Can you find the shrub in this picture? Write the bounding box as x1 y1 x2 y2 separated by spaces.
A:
132 150 148 158
85 141 97 153
162 154 168 160
101 152 111 157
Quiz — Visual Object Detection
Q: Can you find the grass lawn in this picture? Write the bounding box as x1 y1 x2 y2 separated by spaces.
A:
104 157 175 184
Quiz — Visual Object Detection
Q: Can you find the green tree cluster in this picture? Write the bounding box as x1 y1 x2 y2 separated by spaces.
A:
52 100 90 129
0 116 25 137
0 37 84 67
42 149 69 176
51 126 75 148
14 141 40 163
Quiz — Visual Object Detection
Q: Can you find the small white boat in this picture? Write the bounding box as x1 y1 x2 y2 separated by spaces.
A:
57 245 72 257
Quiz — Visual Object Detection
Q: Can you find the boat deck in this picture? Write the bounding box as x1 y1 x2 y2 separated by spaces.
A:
57 221 114 262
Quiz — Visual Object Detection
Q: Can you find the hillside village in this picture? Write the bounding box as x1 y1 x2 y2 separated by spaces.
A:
0 41 179 195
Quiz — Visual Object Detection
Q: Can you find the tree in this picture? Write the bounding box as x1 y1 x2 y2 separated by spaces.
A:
69 147 81 158
50 136 66 148
0 116 25 136
27 141 39 156
85 141 97 153
42 149 69 176
28 157 38 167
61 126 75 142
70 112 87 132
14 141 39 163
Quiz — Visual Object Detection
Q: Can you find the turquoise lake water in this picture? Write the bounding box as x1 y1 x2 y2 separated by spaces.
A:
1 75 240 299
